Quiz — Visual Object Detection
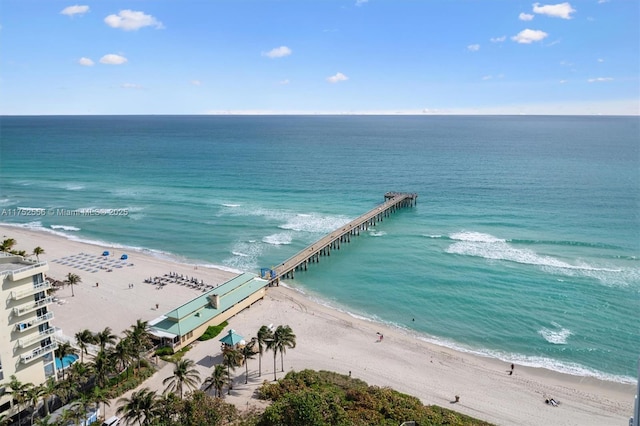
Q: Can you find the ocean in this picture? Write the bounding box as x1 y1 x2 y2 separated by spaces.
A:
1 115 638 383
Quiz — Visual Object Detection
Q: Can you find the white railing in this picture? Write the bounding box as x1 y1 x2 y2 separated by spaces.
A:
10 281 51 300
13 297 54 316
5 261 48 277
17 328 56 348
15 312 54 332
20 341 58 364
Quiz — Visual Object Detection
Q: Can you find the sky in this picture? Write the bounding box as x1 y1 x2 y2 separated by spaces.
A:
1 0 638 115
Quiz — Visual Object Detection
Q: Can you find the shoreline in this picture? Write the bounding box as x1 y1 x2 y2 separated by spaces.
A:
1 224 635 425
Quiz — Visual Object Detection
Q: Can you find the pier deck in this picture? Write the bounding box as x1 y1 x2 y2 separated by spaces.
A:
263 192 417 285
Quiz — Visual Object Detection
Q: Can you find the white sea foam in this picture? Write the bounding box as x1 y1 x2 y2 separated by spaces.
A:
262 233 292 245
538 325 572 345
220 203 352 234
369 230 386 237
449 231 506 243
232 251 249 257
222 203 241 208
50 225 81 232
445 230 628 285
64 184 84 191
280 212 352 234
0 199 11 205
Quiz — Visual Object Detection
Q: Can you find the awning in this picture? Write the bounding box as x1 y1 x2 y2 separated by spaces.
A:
149 328 177 339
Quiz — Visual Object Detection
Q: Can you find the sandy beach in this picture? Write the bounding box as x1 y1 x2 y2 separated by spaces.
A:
2 225 635 426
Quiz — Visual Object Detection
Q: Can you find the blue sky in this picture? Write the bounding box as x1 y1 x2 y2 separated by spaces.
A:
1 0 638 115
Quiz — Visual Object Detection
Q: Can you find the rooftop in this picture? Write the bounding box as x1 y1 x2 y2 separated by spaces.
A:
150 272 267 338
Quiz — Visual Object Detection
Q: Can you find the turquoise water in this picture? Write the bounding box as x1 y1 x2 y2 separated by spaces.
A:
1 115 638 383
55 353 79 370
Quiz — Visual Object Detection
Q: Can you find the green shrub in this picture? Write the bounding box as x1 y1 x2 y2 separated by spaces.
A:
155 346 174 356
198 321 228 341
256 370 494 426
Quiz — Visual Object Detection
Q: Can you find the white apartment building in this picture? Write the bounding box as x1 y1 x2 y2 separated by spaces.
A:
0 252 57 416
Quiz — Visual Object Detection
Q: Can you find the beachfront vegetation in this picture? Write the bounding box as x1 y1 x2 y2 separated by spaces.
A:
64 272 81 297
266 325 296 381
198 321 228 341
256 325 273 378
0 237 44 260
257 369 495 426
162 359 201 399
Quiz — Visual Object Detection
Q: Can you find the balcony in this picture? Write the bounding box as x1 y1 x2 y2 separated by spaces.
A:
20 342 58 364
15 312 54 332
10 281 51 300
12 297 54 316
17 328 56 348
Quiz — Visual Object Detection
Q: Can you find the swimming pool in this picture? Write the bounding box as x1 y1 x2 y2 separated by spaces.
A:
55 353 79 370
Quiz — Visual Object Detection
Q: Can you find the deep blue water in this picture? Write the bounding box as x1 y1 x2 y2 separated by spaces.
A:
1 115 638 382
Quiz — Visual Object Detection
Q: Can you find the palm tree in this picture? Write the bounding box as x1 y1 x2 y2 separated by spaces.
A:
203 364 229 398
0 238 16 253
91 349 115 388
75 329 94 363
240 340 257 384
32 246 45 261
65 272 81 297
256 325 273 377
7 375 33 425
89 386 110 423
116 388 159 426
40 377 57 416
54 342 77 381
25 383 45 425
94 327 117 350
221 346 242 394
66 362 92 391
124 319 151 371
267 325 296 380
113 338 133 374
162 359 201 399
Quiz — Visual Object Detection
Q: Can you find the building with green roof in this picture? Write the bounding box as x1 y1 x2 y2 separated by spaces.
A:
149 272 267 350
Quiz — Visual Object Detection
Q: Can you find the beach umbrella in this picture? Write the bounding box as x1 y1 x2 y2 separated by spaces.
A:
121 254 128 260
102 251 109 256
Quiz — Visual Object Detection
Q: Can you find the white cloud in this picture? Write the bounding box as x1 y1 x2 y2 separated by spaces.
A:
519 12 534 21
191 80 202 86
327 72 348 83
100 54 128 65
532 2 576 19
490 36 506 42
356 0 369 5
587 77 613 82
511 29 548 44
279 79 290 85
482 75 492 80
104 10 164 31
120 83 142 89
559 79 568 83
467 44 480 52
78 57 94 66
597 58 604 63
262 46 292 59
61 5 89 16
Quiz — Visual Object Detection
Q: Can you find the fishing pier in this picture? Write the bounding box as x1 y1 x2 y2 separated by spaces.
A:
262 192 417 286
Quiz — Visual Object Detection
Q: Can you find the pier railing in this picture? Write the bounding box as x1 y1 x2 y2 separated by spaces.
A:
264 192 417 285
